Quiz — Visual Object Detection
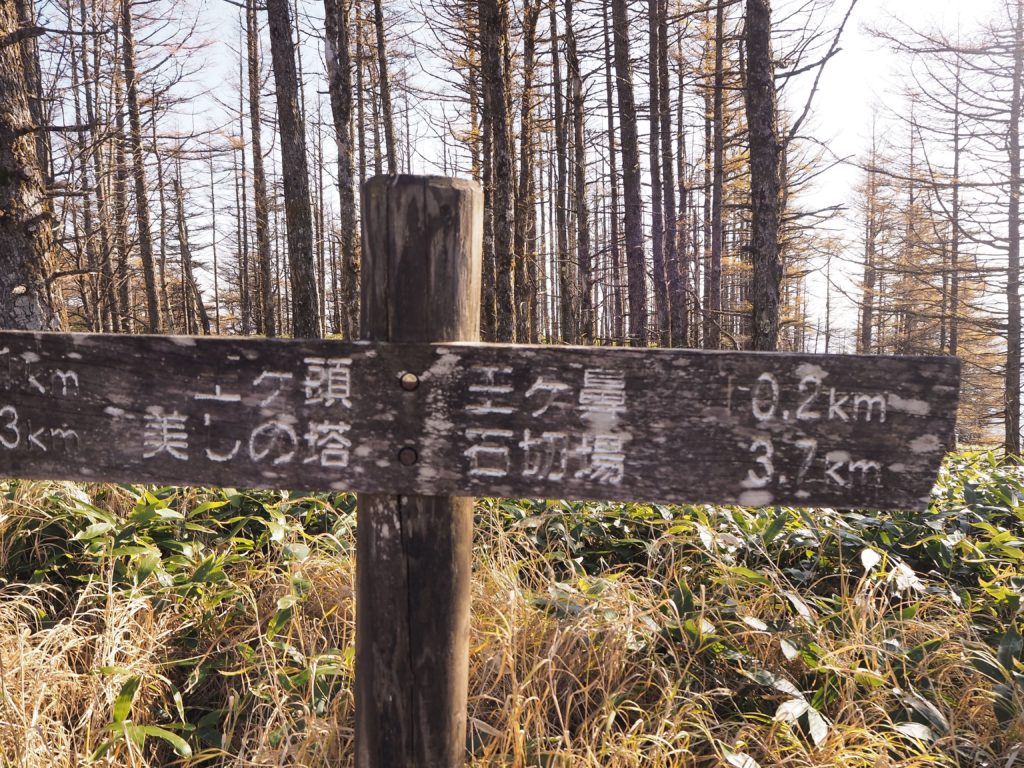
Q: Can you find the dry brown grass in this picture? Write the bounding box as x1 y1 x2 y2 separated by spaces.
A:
0 480 1014 767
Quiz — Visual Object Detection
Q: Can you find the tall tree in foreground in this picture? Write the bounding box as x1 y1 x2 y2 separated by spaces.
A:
0 0 52 329
744 0 782 350
265 0 320 337
611 0 648 345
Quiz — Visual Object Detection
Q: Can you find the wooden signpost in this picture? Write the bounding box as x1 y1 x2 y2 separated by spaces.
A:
0 176 960 766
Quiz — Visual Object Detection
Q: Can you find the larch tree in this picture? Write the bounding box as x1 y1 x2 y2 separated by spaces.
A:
324 0 359 338
247 0 276 337
120 0 162 332
265 0 320 338
744 0 782 351
611 0 648 345
478 0 516 341
0 0 53 330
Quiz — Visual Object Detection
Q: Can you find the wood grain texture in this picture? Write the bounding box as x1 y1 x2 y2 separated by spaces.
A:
0 331 959 511
355 175 480 768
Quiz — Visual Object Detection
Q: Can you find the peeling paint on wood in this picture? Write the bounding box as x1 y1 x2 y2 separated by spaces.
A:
0 330 959 510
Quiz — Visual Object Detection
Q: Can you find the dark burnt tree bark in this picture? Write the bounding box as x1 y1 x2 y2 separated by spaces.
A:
0 0 52 329
744 0 782 351
611 0 649 345
247 0 276 337
121 0 162 332
479 0 516 341
266 0 321 338
324 0 359 338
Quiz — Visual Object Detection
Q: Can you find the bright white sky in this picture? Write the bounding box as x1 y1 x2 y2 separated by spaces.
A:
790 0 990 347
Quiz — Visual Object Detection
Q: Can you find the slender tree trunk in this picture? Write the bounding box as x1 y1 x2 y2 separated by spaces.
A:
479 0 516 341
247 0 276 336
602 0 624 342
745 0 782 351
567 0 592 342
705 0 724 348
660 0 683 347
113 33 132 333
209 156 221 334
83 0 117 332
173 172 211 334
121 0 162 332
515 0 539 342
611 0 648 345
551 0 572 342
0 0 52 329
266 0 321 337
1006 0 1023 455
68 16 101 330
372 0 397 173
325 0 359 339
153 102 171 326
949 66 962 356
648 0 668 345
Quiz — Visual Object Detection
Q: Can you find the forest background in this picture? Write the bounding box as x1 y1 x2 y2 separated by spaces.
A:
3 0 1021 450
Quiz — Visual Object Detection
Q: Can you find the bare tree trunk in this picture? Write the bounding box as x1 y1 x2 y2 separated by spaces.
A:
745 0 782 351
479 0 516 341
209 156 221 334
82 0 117 331
247 0 276 336
705 0 724 348
949 63 962 356
648 0 668 345
1006 0 1023 455
602 0 624 342
372 0 397 173
514 0 539 342
266 0 321 338
68 14 101 330
661 0 683 347
121 0 161 332
325 0 359 339
0 0 52 329
860 126 879 354
551 0 572 343
14 0 49 189
611 0 648 345
567 0 592 342
173 172 211 335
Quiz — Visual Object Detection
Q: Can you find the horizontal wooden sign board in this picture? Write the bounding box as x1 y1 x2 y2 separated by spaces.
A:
0 331 959 510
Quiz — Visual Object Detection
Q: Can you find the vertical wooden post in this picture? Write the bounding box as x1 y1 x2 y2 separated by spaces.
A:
356 175 483 767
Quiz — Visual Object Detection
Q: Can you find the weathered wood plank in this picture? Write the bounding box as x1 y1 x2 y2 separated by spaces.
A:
355 174 478 768
0 330 958 510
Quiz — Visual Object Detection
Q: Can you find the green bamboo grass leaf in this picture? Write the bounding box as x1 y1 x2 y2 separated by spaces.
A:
112 676 140 723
